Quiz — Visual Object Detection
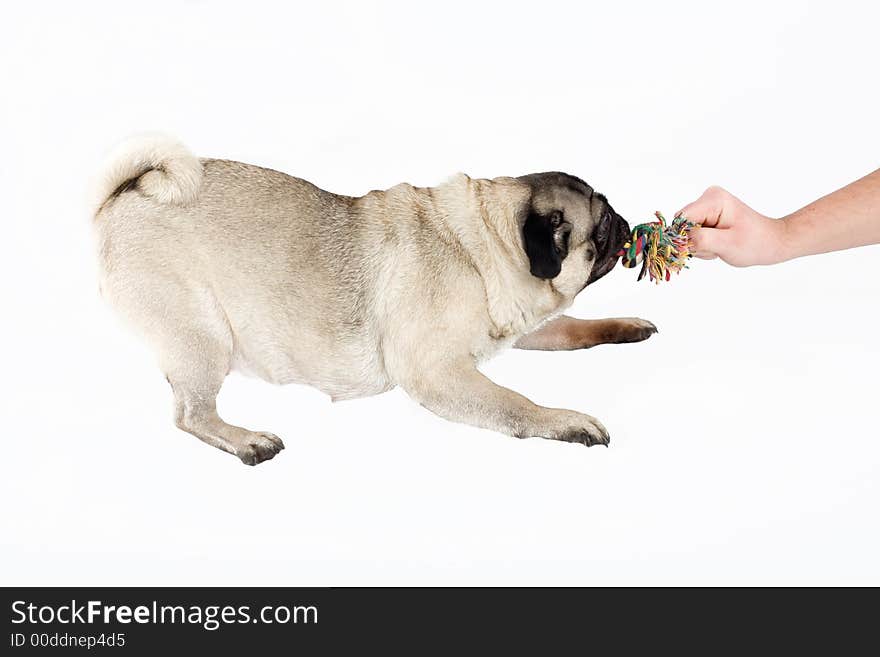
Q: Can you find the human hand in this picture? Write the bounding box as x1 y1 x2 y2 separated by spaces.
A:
676 186 790 267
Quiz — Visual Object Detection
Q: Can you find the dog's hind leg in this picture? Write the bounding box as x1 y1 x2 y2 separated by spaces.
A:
103 270 284 465
161 323 285 466
514 315 657 351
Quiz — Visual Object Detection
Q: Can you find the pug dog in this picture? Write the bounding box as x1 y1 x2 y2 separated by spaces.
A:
93 135 656 465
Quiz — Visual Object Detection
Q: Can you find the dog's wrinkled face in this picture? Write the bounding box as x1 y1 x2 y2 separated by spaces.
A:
517 172 630 297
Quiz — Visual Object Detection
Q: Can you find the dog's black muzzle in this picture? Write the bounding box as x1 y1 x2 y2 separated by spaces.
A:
585 212 630 285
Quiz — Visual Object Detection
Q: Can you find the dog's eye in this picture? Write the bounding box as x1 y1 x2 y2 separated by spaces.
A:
550 211 563 228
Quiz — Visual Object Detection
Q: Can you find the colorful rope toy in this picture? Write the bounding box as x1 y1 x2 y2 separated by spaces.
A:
619 212 696 283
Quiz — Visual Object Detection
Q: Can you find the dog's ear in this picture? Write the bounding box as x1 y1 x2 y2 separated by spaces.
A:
522 210 571 279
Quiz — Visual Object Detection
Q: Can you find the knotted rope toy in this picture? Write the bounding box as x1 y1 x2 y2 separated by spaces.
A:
619 212 696 283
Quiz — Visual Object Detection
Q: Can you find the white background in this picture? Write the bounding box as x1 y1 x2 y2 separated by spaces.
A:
2 0 879 586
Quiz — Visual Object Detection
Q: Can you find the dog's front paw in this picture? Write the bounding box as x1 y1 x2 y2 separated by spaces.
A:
544 412 610 447
556 423 610 447
235 432 285 465
603 318 658 344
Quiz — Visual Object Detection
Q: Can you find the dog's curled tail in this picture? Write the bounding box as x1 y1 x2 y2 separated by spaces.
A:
91 134 203 216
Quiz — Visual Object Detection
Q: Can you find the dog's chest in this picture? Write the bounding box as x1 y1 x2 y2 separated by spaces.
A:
472 289 568 362
484 284 566 342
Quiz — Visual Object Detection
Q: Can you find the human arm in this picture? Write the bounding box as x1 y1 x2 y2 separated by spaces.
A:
676 168 880 267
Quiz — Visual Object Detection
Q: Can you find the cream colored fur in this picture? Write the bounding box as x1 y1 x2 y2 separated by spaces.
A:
93 135 653 465
92 134 203 214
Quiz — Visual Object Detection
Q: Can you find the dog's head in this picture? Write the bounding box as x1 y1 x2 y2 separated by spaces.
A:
515 172 630 296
